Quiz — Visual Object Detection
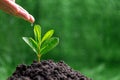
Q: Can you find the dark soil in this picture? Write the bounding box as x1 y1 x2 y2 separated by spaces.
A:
8 60 91 80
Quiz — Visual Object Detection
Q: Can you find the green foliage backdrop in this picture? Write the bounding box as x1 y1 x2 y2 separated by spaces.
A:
0 0 120 80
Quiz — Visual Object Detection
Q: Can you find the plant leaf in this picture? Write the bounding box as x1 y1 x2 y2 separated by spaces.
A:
34 25 41 45
22 37 38 54
41 29 54 43
40 37 59 55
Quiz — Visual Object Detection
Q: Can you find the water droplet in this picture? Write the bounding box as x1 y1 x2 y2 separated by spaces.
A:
31 23 33 27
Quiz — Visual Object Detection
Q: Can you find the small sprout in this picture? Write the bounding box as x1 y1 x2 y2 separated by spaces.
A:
22 25 59 62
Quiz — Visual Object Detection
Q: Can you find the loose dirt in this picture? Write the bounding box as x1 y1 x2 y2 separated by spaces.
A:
8 60 91 80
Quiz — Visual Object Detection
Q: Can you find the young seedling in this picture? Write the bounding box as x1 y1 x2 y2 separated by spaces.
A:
22 25 59 62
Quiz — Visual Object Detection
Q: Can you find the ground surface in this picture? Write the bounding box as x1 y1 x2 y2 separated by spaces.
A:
8 60 91 80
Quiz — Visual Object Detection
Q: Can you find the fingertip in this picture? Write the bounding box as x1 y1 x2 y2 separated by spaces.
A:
29 15 35 23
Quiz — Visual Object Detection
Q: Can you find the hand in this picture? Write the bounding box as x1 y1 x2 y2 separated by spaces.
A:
0 0 35 23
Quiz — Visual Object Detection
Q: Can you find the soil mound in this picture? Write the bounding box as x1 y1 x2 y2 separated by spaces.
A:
8 60 91 80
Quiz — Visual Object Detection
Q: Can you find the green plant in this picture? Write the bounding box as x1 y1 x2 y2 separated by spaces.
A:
22 25 59 62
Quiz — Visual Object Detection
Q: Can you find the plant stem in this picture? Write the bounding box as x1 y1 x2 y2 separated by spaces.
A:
37 54 41 62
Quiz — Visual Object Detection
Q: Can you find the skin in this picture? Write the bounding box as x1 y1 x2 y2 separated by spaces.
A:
0 0 35 23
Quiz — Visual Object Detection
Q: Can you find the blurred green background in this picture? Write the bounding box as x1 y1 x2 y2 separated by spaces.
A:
0 0 120 80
